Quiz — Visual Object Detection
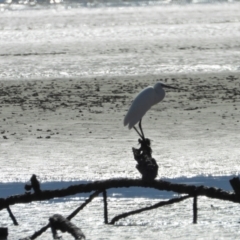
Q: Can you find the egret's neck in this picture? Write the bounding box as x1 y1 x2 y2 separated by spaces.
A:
154 87 165 104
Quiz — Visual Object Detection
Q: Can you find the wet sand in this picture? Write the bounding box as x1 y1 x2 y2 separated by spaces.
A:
1 72 240 182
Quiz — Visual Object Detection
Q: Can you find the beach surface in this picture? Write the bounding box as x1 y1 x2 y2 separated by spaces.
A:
1 72 240 182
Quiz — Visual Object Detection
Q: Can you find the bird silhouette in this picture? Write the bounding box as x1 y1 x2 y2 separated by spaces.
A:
124 82 183 139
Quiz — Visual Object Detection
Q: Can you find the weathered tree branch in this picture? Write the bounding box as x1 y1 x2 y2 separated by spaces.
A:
0 178 239 211
67 190 102 221
193 195 197 224
102 190 108 224
49 214 85 239
229 177 240 195
27 224 50 240
132 138 158 181
0 228 8 239
109 195 190 224
6 177 240 239
6 206 18 226
23 190 102 240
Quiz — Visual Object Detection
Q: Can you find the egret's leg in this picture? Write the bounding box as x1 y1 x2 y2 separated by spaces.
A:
133 126 143 139
139 119 145 140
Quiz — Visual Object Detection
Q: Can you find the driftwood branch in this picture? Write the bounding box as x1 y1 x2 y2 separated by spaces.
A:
102 190 108 224
67 190 102 221
229 177 240 195
4 177 240 239
109 195 190 224
23 190 101 240
0 228 8 239
132 138 158 181
49 214 85 239
6 206 18 226
1 178 239 212
193 195 197 224
27 224 50 240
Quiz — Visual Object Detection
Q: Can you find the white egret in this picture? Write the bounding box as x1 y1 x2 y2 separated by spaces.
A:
124 82 183 139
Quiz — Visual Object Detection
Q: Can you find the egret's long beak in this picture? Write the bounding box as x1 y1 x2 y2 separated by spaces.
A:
162 84 186 91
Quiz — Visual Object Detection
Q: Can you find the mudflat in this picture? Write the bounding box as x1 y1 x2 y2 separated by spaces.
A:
0 72 240 182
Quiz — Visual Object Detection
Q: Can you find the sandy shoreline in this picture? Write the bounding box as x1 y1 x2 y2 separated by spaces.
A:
1 72 240 182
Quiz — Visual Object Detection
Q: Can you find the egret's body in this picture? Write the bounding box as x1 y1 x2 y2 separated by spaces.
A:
124 82 181 139
124 82 165 130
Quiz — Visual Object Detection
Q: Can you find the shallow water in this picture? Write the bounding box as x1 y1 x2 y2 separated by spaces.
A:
0 3 240 80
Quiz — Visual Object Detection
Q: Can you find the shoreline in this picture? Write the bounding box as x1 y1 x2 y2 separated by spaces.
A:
1 70 240 82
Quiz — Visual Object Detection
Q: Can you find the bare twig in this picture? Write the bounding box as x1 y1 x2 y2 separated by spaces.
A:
109 195 190 224
102 190 108 224
193 195 197 224
6 206 18 226
67 190 102 221
28 223 50 240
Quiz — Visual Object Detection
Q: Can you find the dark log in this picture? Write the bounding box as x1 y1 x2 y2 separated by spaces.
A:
0 227 8 239
49 214 85 239
110 195 190 224
6 206 18 226
102 190 108 224
1 178 239 211
229 177 240 195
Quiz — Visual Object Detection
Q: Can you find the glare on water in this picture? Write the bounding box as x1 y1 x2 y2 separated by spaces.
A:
0 1 240 239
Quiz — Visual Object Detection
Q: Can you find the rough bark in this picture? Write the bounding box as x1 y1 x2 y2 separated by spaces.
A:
0 178 239 211
132 138 158 181
49 214 85 239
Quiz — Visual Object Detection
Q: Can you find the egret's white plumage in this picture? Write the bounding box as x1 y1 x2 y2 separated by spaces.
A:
123 81 184 140
124 82 166 130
